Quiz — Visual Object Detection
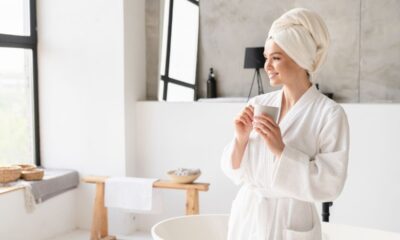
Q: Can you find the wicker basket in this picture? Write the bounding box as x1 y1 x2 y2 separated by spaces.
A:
0 166 22 183
21 169 44 181
15 164 37 171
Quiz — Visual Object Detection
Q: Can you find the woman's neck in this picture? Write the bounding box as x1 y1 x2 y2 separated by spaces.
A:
282 80 312 109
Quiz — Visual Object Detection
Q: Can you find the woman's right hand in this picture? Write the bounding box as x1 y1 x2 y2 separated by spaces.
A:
234 105 254 143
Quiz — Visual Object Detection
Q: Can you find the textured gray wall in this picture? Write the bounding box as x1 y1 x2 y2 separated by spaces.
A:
145 0 160 100
360 0 400 102
146 0 400 102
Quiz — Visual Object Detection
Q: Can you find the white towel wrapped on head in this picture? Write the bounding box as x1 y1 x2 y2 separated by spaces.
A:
267 8 330 77
105 177 163 213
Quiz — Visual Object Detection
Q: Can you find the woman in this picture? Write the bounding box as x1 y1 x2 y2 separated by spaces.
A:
221 8 350 240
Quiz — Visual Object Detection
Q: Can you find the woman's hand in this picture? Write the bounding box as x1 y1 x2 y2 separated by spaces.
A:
234 105 254 144
253 114 285 158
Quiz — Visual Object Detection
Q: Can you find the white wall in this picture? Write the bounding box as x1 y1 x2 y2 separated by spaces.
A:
123 0 146 177
37 0 146 235
38 0 126 175
333 104 400 232
0 189 77 240
135 102 400 234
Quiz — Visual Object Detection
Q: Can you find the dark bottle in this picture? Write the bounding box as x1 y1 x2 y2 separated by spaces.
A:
207 68 217 98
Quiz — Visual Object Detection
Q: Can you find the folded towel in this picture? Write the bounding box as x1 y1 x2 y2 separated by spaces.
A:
105 177 162 213
30 169 79 203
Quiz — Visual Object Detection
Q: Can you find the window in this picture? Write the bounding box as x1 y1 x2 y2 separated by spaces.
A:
0 0 39 166
159 0 199 101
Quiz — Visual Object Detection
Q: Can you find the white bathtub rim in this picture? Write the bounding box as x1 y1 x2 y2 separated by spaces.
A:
151 214 400 240
151 213 229 229
151 214 229 239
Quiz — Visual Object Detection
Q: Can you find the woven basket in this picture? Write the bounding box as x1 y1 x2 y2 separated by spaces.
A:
15 164 37 171
0 166 22 183
21 169 44 181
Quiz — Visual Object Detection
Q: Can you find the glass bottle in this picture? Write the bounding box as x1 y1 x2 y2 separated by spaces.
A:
207 68 217 98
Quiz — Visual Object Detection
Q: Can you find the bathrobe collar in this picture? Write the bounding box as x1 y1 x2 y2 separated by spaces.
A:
277 84 320 136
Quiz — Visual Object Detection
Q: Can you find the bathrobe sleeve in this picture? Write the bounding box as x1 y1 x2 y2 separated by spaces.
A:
271 106 350 202
221 98 259 185
221 139 249 185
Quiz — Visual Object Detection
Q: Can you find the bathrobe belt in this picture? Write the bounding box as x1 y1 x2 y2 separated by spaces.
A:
244 183 287 200
243 183 284 239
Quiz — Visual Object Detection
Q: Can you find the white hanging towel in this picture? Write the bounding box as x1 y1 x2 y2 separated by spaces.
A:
105 177 163 213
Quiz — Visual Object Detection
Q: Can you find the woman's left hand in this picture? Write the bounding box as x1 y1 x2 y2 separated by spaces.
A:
253 114 285 158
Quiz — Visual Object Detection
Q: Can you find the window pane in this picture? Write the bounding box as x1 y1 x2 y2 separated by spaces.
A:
169 0 199 85
166 83 194 102
0 0 30 36
0 47 34 165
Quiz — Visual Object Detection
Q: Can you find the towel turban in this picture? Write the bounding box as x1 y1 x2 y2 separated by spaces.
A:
267 8 330 77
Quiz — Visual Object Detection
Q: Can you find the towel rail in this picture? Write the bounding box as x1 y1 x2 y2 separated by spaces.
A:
82 176 210 240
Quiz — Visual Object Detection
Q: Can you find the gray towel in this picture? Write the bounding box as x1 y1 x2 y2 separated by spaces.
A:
30 169 79 203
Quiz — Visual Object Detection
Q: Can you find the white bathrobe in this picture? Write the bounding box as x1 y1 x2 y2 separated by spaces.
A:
221 85 349 240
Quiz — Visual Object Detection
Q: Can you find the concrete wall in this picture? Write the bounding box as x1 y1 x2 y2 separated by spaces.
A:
145 0 160 100
135 102 400 234
360 0 400 102
146 0 400 102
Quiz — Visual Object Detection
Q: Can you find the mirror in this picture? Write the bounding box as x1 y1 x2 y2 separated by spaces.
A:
158 0 199 101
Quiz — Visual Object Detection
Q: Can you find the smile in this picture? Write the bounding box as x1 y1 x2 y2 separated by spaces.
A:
268 72 278 79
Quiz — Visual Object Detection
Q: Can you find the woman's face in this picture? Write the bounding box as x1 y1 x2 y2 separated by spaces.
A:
264 40 306 86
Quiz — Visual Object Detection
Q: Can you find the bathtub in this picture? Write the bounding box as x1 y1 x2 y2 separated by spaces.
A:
152 214 228 240
151 214 400 240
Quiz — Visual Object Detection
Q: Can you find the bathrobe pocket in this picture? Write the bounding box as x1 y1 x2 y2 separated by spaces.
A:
283 223 318 240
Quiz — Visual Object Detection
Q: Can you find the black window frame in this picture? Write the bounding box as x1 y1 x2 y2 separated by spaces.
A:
0 0 40 166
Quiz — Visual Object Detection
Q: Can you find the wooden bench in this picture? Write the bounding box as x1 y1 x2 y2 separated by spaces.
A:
83 176 210 240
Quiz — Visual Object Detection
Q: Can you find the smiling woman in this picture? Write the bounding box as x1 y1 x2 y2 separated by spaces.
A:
221 8 349 240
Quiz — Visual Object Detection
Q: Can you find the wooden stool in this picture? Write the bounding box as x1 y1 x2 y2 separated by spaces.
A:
83 176 210 240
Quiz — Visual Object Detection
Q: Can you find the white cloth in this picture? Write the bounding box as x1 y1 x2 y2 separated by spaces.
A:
221 85 350 240
267 8 330 76
21 182 36 213
105 177 162 213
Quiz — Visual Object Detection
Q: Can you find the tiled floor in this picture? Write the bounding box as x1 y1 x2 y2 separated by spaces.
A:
49 230 152 240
